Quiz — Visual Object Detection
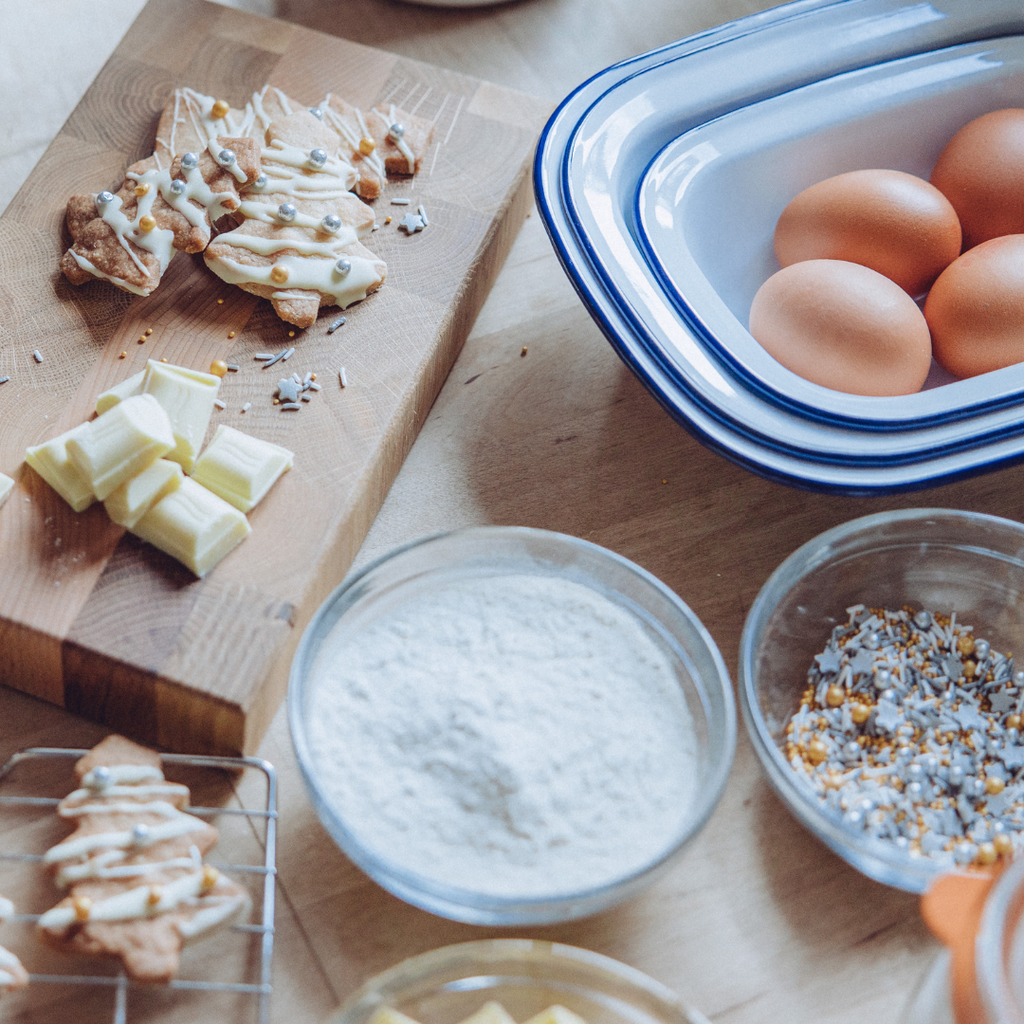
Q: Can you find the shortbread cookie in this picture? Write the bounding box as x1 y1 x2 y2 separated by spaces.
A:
205 110 385 326
320 95 433 200
0 895 28 995
37 735 251 984
60 139 260 295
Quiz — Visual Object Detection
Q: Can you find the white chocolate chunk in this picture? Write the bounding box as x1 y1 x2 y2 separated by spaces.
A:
96 369 145 414
66 394 175 500
25 422 97 512
103 458 183 529
0 473 13 509
368 1010 424 1024
131 476 250 577
191 424 293 512
456 1004 518 1024
523 1008 589 1024
141 360 220 473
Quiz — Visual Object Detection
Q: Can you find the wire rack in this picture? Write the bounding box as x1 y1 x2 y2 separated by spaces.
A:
0 746 277 1024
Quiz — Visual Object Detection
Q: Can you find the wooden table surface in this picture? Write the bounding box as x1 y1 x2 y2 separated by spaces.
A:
6 0 1021 1020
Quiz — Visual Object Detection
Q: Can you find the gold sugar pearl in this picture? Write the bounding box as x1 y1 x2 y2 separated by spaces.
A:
270 265 289 284
217 298 225 305
160 357 168 363
310 373 316 381
986 776 1006 795
385 215 392 224
227 331 236 339
134 183 150 197
139 215 156 232
958 635 976 656
211 99 230 119
146 885 163 907
119 351 127 359
201 864 220 893
1009 714 1022 731
849 703 870 724
807 739 828 764
209 360 228 377
73 896 92 921
825 685 845 708
359 137 375 155
138 336 146 344
145 328 152 336
964 660 977 679
977 842 998 866
288 331 295 338
995 833 1014 856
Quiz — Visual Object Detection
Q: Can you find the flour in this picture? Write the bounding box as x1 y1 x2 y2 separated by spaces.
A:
306 572 699 898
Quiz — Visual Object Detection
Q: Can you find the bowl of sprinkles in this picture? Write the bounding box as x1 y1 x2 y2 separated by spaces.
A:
739 508 1024 892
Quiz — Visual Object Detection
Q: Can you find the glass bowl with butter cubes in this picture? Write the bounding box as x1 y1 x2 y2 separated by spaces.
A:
327 939 710 1024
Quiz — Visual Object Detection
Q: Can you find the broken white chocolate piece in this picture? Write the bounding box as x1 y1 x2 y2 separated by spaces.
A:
96 369 145 414
131 476 250 577
455 1004 518 1024
0 473 13 509
25 423 97 512
141 361 220 474
190 424 293 512
522 1008 589 1024
66 394 175 501
103 458 183 529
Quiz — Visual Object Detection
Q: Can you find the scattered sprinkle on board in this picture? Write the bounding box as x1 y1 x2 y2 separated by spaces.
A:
327 318 345 334
282 347 296 361
339 367 348 388
213 399 226 410
226 364 240 372
418 204 429 226
391 198 411 205
32 350 43 363
241 402 251 413
281 402 301 411
0 376 9 385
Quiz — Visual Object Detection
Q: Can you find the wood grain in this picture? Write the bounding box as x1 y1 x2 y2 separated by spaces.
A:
0 0 546 754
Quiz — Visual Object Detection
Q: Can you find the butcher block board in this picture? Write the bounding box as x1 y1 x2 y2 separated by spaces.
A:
0 0 548 755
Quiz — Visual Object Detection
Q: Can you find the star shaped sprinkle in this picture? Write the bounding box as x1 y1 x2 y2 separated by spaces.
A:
277 378 300 403
399 212 425 234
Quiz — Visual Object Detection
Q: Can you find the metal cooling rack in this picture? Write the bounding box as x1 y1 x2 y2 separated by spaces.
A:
0 746 277 1024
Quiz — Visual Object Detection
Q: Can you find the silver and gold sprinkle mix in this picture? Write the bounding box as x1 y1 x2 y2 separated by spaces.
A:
787 605 1024 869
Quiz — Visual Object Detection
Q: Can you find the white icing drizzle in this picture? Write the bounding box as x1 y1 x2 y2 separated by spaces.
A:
43 812 208 865
60 799 185 819
167 88 248 183
207 252 382 309
320 95 386 180
129 164 239 231
0 898 12 923
56 845 202 888
38 869 243 933
175 893 246 939
272 87 294 116
83 764 163 787
69 250 149 295
94 191 175 277
63 782 189 804
372 104 416 173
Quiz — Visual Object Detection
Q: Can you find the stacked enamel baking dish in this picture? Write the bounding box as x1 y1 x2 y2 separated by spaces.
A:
535 0 1024 494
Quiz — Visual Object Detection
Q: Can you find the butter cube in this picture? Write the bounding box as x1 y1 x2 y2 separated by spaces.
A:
522 1008 589 1024
141 360 220 473
191 425 293 512
25 423 97 512
66 394 175 501
103 458 183 529
131 476 250 577
456 1004 518 1024
367 1009 424 1024
0 472 14 509
96 370 145 414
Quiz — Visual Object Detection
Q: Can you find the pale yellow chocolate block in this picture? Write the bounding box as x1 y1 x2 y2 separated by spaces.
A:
367 1008 424 1024
522 1007 589 1024
96 369 145 414
131 476 250 577
190 424 293 513
0 473 13 509
456 1003 518 1024
103 458 183 529
66 394 175 501
141 360 220 474
25 422 96 512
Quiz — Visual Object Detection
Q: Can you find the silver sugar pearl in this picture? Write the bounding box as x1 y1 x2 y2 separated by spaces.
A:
923 755 940 776
131 823 151 844
844 810 863 827
841 741 861 761
864 632 880 649
906 781 924 799
309 106 324 120
217 148 237 166
388 122 405 139
334 257 352 277
277 203 297 223
897 745 914 759
254 172 268 190
894 835 910 850
1007 728 1020 745
169 178 186 196
994 821 1007 834
881 688 896 703
96 190 115 206
874 668 892 689
914 610 932 629
969 778 986 799
975 639 991 660
907 762 925 779
1015 669 1024 686
949 766 965 787
855 796 875 813
180 152 199 170
90 765 112 787
954 841 978 865
320 214 342 233
308 148 328 168
988 738 1003 755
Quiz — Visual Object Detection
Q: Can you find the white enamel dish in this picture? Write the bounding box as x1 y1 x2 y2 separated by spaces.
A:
534 0 1024 493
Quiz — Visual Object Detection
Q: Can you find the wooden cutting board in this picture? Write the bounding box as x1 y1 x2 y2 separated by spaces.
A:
0 0 548 755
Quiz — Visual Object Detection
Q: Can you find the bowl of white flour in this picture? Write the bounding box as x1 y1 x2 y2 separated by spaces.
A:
289 526 735 924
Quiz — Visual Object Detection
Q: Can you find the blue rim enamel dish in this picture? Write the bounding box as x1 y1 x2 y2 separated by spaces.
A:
534 0 1024 494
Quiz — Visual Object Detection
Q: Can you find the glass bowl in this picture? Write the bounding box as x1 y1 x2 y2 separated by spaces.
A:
326 939 710 1024
738 508 1024 893
290 526 735 925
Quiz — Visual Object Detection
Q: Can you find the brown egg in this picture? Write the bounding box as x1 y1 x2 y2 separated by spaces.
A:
749 259 932 396
924 234 1024 378
774 169 961 296
930 109 1024 251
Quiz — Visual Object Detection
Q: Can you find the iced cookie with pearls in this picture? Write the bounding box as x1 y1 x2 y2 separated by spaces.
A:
0 895 28 995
